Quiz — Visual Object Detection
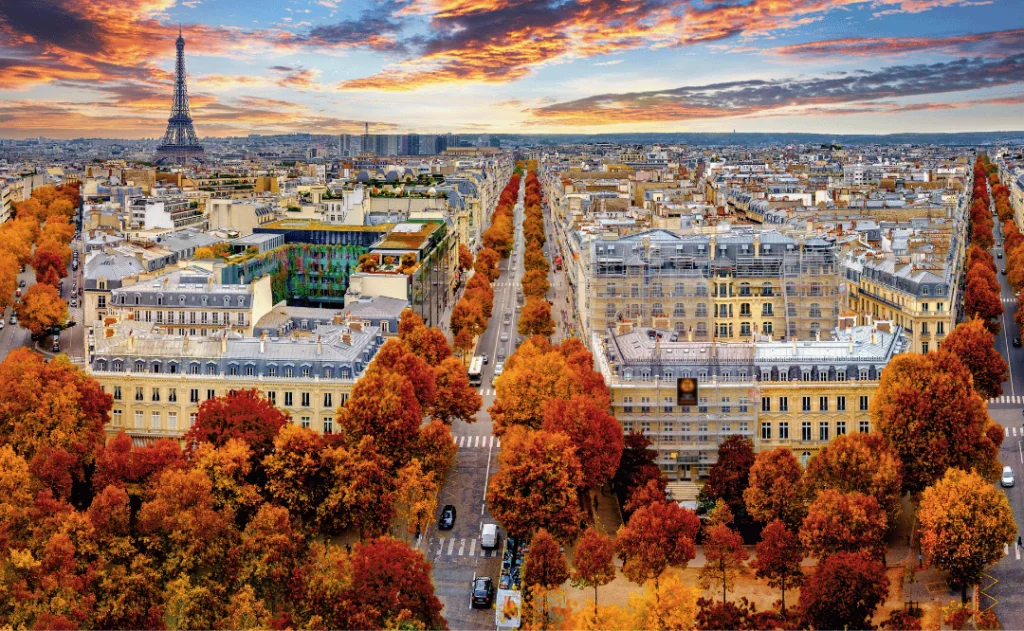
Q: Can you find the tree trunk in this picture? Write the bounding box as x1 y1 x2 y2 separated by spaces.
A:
593 585 599 619
780 580 786 615
654 574 663 631
961 583 968 605
722 559 727 603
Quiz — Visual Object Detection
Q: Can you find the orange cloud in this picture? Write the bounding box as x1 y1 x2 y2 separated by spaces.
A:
772 29 1024 59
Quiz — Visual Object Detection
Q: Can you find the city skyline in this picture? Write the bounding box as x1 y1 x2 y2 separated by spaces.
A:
0 0 1022 139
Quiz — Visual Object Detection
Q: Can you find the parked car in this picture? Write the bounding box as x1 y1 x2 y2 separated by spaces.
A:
471 576 495 609
1002 466 1015 488
18 280 25 287
70 298 77 308
0 319 5 330
1014 338 1021 348
14 288 20 298
438 504 456 530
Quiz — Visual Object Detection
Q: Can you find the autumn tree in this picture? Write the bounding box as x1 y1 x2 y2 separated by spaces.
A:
616 500 700 628
519 298 555 338
233 503 303 610
349 537 447 630
458 243 473 270
918 467 1016 603
31 246 67 287
701 435 754 524
367 338 437 410
751 519 803 614
695 597 782 631
395 459 439 542
319 437 396 538
940 317 1009 400
873 350 1001 495
431 356 482 424
336 370 422 464
487 428 583 542
490 343 577 433
699 501 749 603
399 310 452 366
542 395 623 490
523 529 570 629
803 431 903 529
450 296 486 341
0 349 109 490
799 551 889 631
0 252 17 312
743 447 806 528
571 527 617 618
521 268 551 299
184 389 289 465
263 424 331 527
629 573 700 631
800 489 887 561
416 419 458 479
613 431 666 515
13 282 67 336
964 273 1003 333
93 431 186 497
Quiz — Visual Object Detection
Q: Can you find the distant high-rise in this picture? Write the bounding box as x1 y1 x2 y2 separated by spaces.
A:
155 28 204 164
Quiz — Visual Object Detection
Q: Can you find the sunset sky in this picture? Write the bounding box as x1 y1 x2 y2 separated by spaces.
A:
0 0 1021 138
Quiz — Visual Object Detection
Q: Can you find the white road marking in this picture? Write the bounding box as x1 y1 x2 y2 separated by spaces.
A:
458 538 466 556
447 537 456 555
469 538 476 557
436 537 445 556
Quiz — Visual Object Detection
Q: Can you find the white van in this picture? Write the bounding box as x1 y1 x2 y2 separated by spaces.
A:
481 523 499 549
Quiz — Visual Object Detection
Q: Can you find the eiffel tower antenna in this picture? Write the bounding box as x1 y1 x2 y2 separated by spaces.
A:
155 27 204 164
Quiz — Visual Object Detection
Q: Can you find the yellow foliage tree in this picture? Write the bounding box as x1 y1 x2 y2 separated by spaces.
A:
627 573 700 631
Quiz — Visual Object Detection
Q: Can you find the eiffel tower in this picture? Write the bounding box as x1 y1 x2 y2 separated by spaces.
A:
155 27 204 164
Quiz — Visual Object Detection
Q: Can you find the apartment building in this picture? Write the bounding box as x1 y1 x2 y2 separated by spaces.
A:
129 197 203 230
588 229 840 344
107 266 273 337
88 317 383 444
594 320 905 481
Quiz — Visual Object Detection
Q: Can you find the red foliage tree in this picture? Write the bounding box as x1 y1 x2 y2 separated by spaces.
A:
800 489 887 561
702 435 754 523
751 519 803 614
183 389 289 463
542 395 623 489
336 371 422 464
349 537 447 630
798 551 889 631
940 317 1009 400
431 356 482 424
571 527 617 616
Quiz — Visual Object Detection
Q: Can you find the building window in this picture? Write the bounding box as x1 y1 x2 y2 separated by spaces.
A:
698 423 709 442
268 391 276 404
860 421 870 433
190 389 199 403
134 411 143 428
151 388 160 402
837 370 846 382
229 364 239 376
921 342 929 353
802 396 811 412
112 410 122 426
135 387 144 401
739 398 749 414
190 413 197 427
113 386 122 401
151 412 160 430
721 397 731 414
819 396 828 412
761 422 771 440
324 393 333 408
207 389 216 400
285 367 294 378
698 397 708 414
802 421 812 441
837 396 846 411
323 418 334 434
819 422 829 442
245 365 254 376
779 422 789 440
860 395 869 411
284 392 293 407
301 416 310 429
779 397 789 412
837 421 847 436
761 396 770 412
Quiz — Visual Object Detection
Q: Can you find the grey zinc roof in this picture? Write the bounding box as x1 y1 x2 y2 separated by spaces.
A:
86 253 145 281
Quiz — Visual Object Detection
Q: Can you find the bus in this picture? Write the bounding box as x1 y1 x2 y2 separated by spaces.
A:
468 356 484 387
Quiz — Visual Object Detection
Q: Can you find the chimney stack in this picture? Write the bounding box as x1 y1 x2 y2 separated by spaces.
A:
260 330 266 353
316 335 322 356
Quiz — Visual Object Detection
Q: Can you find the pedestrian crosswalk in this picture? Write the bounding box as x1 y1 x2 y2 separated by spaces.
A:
452 434 501 449
1005 426 1024 438
477 387 495 396
430 536 500 559
990 395 1024 405
1004 543 1022 561
1002 297 1017 304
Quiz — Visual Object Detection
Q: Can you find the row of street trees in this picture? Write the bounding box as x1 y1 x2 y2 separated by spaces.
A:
0 308 471 629
518 166 556 337
965 156 1003 332
6 184 79 336
450 170 521 356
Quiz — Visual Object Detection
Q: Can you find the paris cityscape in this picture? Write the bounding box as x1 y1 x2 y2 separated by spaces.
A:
0 1 1023 630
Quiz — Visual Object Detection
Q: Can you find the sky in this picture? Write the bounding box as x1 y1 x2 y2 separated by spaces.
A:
0 0 1022 138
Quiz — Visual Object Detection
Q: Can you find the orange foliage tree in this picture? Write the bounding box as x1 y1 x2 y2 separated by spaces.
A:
14 282 67 336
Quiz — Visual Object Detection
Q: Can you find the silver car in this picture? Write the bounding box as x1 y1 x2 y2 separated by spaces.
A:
1002 466 1015 488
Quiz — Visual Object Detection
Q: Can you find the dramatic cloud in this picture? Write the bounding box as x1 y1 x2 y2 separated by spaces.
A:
530 54 1024 125
773 29 1024 59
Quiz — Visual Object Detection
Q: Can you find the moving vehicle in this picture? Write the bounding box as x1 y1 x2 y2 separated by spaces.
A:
998 252 1003 259
14 288 20 298
1002 268 1007 275
492 362 504 386
482 353 489 365
438 504 457 530
471 576 495 608
18 280 25 288
1015 338 1021 348
500 331 509 342
481 523 499 549
9 314 16 325
497 348 506 362
1002 466 1015 488
0 320 5 330
70 298 77 308
468 356 484 387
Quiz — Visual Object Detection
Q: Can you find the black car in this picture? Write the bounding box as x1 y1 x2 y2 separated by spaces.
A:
1014 338 1021 348
1003 268 1008 275
471 576 495 608
438 504 456 530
